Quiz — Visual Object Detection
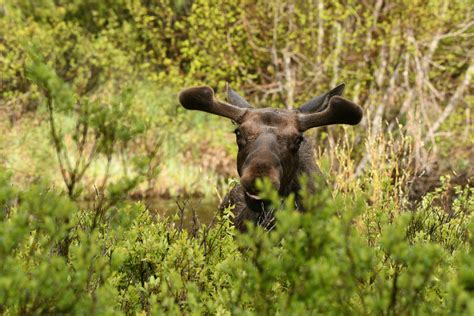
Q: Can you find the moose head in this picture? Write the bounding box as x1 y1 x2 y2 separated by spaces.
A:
179 84 362 212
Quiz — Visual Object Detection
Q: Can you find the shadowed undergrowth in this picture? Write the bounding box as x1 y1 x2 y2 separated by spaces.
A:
0 166 472 314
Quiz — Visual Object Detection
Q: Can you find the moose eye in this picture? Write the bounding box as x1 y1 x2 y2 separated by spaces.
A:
234 128 242 138
234 128 247 147
295 135 304 146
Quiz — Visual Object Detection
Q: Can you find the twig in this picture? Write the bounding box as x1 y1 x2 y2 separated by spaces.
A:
424 62 473 144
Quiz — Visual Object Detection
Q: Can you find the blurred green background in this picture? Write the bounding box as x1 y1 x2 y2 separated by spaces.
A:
1 0 471 206
0 1 473 314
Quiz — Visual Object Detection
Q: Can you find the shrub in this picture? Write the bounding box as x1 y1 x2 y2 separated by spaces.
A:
0 168 472 314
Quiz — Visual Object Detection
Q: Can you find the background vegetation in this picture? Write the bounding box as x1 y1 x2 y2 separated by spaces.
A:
0 0 472 314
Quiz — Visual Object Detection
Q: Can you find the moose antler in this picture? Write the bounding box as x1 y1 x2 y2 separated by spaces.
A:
298 96 363 131
226 83 252 109
179 86 247 122
298 83 346 113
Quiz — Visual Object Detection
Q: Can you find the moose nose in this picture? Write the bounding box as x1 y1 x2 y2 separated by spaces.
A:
240 173 281 199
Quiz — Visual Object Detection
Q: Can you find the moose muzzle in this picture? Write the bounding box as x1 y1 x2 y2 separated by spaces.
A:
239 135 282 209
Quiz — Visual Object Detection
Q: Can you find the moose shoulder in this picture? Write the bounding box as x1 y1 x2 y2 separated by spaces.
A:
179 84 363 231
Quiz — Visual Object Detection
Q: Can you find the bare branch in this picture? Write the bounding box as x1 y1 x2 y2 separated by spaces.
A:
424 62 473 143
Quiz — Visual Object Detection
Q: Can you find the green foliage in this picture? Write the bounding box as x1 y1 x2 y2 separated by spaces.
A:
1 0 471 198
236 177 473 315
0 167 472 314
0 168 237 314
26 57 145 199
179 0 257 88
0 1 472 314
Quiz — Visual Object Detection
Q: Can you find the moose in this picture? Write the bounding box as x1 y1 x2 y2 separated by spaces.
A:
179 84 363 231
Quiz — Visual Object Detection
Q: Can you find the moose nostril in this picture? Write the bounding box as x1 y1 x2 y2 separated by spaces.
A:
240 176 257 194
240 175 280 197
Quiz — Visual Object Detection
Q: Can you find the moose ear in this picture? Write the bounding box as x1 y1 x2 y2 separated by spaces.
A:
179 86 247 122
298 96 363 131
298 83 346 113
226 83 252 108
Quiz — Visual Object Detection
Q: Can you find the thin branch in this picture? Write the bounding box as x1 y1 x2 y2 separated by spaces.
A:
45 94 71 192
424 62 473 143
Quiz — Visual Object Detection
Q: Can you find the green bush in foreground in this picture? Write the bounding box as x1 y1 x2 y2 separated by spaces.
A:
0 168 472 315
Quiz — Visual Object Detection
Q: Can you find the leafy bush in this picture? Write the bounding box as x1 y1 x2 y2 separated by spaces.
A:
26 57 145 199
0 167 237 314
0 167 472 314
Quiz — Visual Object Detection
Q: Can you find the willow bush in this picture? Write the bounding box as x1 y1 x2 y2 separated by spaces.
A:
0 167 472 314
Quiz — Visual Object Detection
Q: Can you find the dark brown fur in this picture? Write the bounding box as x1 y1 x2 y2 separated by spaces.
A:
179 84 362 231
219 139 316 231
